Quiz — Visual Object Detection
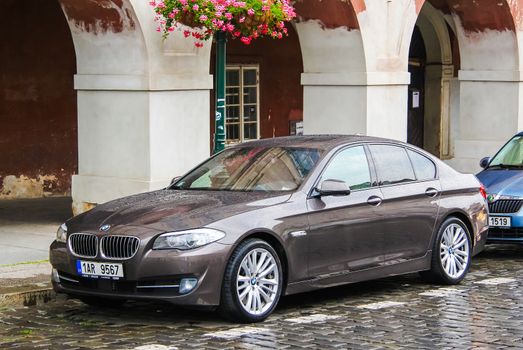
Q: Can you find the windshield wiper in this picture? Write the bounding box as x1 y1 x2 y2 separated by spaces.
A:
488 163 523 169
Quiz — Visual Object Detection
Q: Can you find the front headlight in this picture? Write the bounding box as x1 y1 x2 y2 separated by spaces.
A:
56 223 67 243
153 228 225 250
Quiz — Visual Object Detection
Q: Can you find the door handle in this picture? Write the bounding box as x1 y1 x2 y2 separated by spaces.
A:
367 196 383 206
425 188 439 197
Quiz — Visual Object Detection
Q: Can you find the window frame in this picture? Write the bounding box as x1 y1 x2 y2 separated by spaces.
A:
225 64 260 145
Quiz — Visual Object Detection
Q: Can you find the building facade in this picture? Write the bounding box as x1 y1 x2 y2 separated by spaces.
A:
1 0 522 213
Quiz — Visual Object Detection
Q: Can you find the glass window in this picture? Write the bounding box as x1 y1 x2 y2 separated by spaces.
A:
407 149 436 181
489 136 523 168
225 65 259 144
321 146 372 190
173 147 322 192
369 145 416 185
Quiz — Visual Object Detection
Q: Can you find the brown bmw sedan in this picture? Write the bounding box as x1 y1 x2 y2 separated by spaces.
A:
50 135 488 322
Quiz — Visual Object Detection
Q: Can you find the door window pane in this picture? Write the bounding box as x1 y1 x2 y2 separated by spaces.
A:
407 149 436 180
243 87 257 104
244 69 257 85
226 87 240 105
370 145 416 185
321 146 372 190
227 69 240 86
226 123 240 142
226 106 240 122
244 123 257 140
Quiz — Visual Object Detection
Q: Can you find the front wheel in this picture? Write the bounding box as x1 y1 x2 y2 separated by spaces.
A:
423 217 471 284
219 239 283 323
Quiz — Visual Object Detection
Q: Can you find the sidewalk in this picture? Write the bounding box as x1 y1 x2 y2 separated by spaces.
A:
0 197 72 307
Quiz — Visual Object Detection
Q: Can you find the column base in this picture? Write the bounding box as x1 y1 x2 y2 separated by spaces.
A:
72 175 170 214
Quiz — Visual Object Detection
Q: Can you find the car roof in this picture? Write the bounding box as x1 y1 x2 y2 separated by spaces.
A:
227 135 401 152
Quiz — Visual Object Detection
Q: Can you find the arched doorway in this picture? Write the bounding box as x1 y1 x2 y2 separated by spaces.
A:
0 0 77 198
408 2 456 158
209 23 304 147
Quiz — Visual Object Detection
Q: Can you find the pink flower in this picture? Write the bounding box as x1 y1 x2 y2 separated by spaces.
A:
240 36 252 45
225 12 233 20
262 5 270 11
183 30 191 38
247 8 255 16
192 4 199 10
149 1 156 6
199 14 208 21
239 16 245 23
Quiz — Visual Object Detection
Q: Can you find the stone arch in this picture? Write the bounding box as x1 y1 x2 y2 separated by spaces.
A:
0 0 77 199
57 0 213 212
409 0 522 171
407 2 456 158
292 0 369 137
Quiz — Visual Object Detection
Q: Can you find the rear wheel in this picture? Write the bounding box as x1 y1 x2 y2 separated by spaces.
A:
422 217 471 284
219 239 283 323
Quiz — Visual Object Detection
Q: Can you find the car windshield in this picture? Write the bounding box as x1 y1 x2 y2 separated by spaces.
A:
489 136 523 168
172 146 323 192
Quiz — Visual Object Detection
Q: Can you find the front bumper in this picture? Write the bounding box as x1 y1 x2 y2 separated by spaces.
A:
49 240 231 306
487 213 523 243
487 228 523 243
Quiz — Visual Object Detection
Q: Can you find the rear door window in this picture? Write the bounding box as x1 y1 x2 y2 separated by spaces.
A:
369 145 416 185
407 149 436 181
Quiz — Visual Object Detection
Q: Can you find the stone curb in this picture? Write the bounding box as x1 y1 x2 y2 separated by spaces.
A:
0 286 55 308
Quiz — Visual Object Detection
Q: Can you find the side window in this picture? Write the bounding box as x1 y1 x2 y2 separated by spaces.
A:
321 146 372 190
407 149 436 181
369 145 416 185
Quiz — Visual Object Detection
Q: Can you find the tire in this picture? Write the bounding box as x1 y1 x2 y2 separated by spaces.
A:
78 296 127 308
422 217 472 284
219 239 283 323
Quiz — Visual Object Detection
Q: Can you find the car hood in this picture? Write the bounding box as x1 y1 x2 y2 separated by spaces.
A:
476 169 523 197
68 189 291 236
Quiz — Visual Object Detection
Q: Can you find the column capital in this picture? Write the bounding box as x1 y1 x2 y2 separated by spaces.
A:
301 72 410 86
74 74 214 91
458 70 523 82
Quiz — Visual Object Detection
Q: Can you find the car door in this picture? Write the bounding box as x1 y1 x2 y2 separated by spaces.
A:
367 144 440 264
306 145 386 278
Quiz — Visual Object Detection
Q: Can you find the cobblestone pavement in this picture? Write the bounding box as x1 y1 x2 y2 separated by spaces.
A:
2 245 523 349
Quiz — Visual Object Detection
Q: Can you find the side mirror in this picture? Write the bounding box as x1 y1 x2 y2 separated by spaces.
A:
479 157 491 169
315 179 351 197
170 176 181 186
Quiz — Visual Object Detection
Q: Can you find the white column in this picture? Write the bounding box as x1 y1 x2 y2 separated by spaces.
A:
301 72 409 142
446 70 522 173
72 74 212 214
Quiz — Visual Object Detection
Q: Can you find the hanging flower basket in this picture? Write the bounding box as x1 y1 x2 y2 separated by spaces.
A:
150 0 296 47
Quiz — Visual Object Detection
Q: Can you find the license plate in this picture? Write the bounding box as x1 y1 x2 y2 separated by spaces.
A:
76 260 124 279
489 216 511 228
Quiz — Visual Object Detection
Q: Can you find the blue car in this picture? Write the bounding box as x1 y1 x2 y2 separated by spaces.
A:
477 132 523 243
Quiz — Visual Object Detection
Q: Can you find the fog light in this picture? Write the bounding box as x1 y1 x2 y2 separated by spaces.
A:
179 278 198 294
51 269 60 283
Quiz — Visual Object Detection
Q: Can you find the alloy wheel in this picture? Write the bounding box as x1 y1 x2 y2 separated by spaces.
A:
236 247 280 316
439 223 470 279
